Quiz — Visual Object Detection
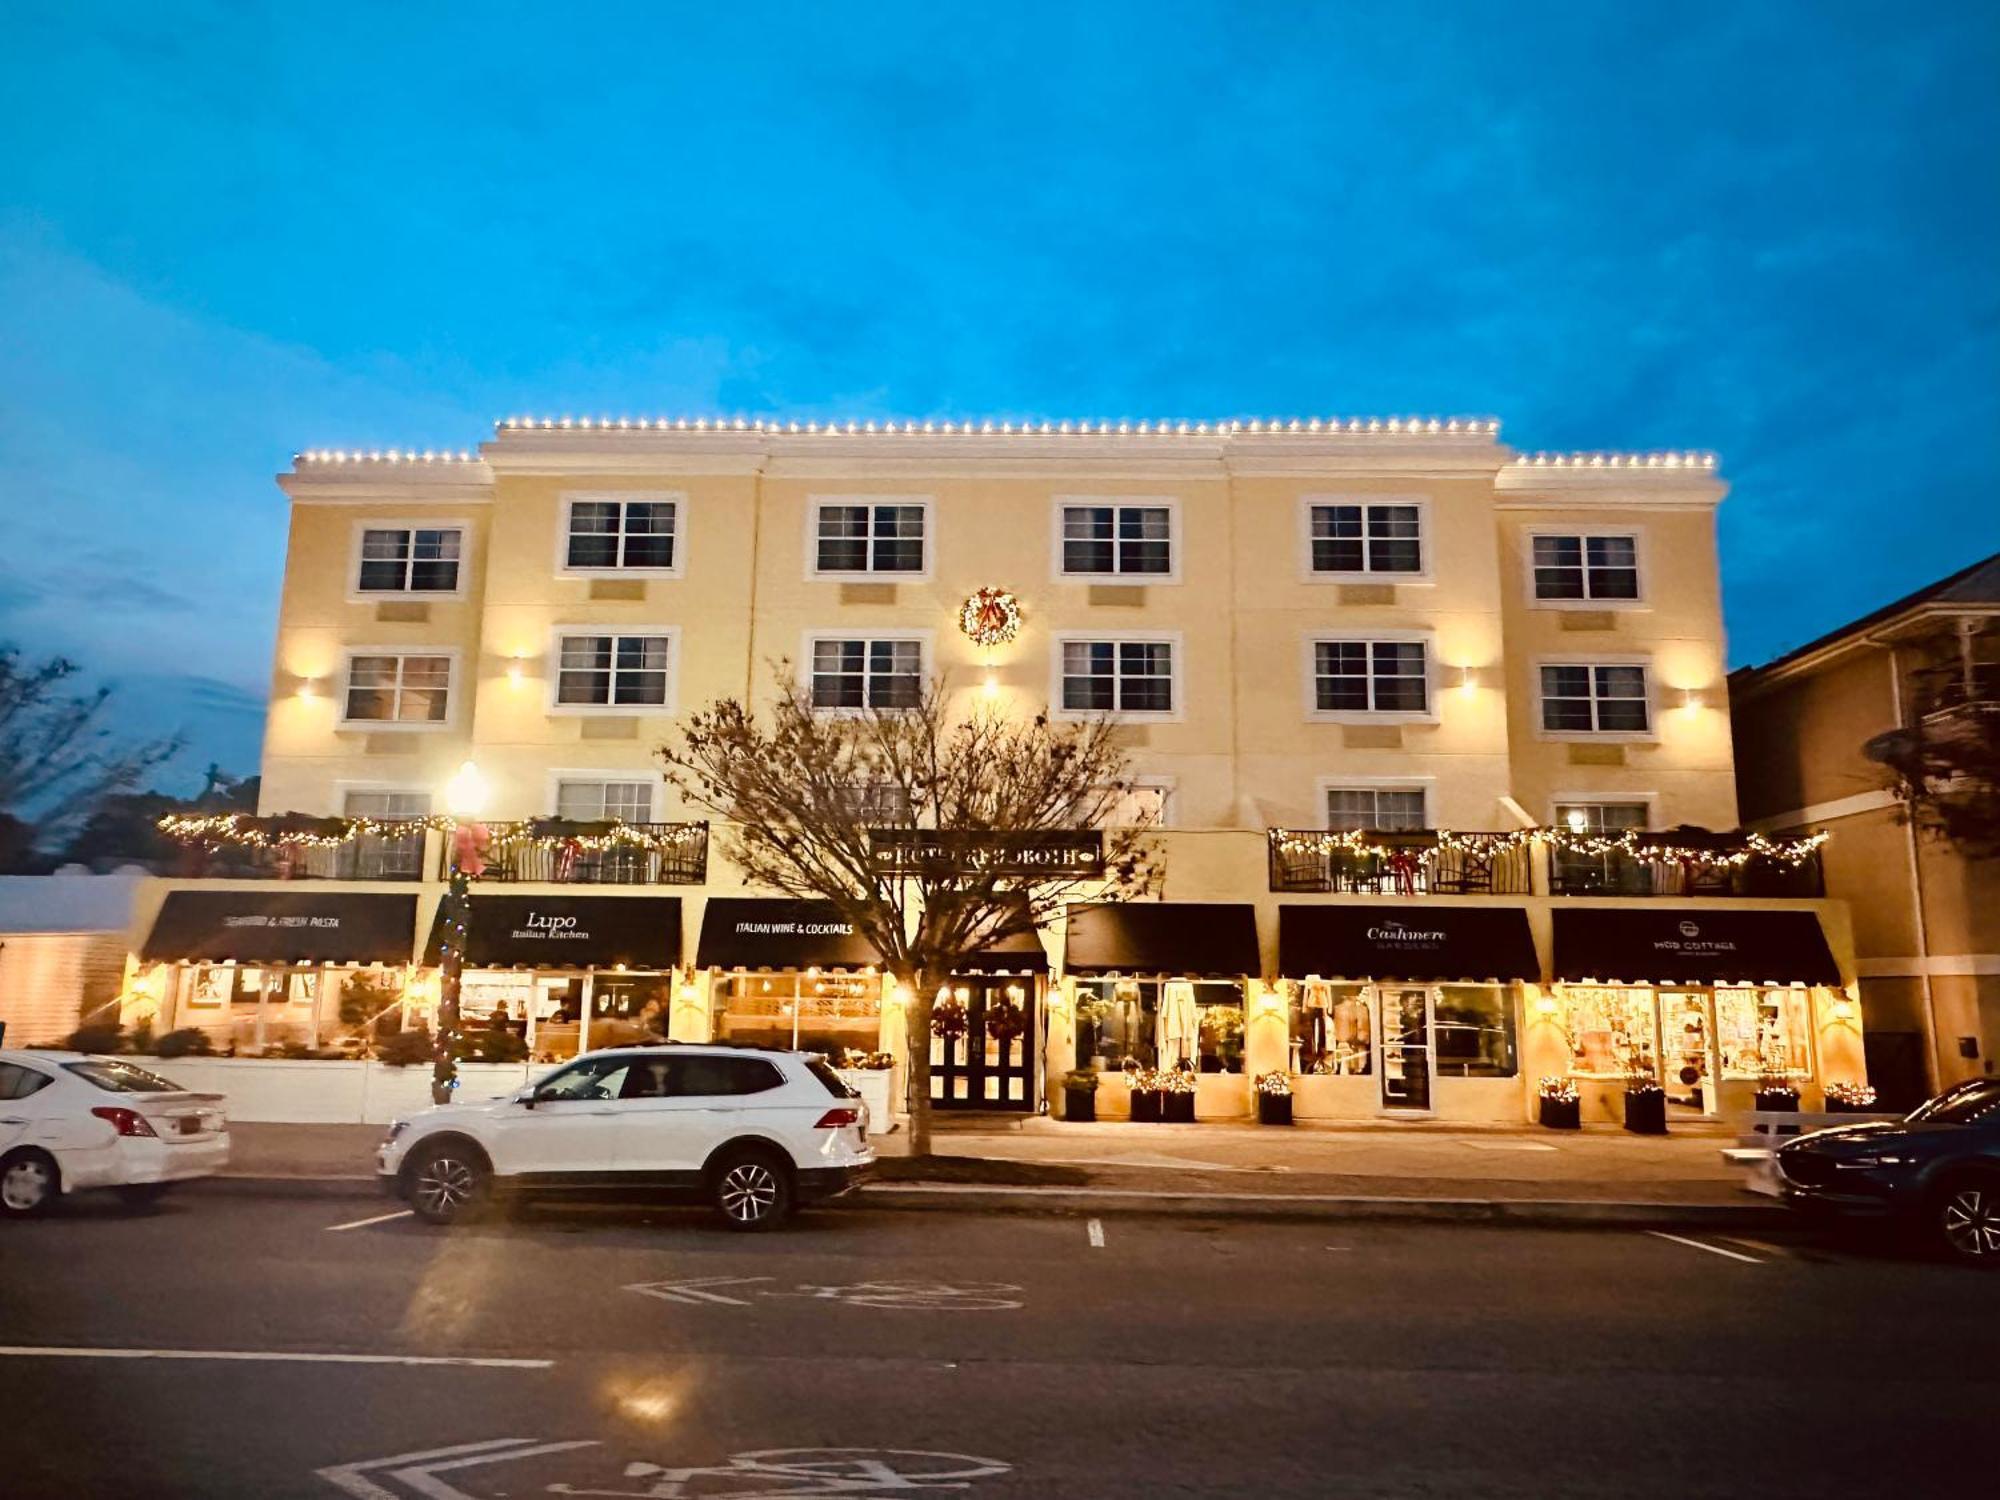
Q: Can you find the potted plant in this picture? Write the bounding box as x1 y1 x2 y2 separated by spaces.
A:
1124 1064 1163 1122
1824 1080 1878 1115
1623 1070 1667 1135
1075 995 1114 1067
1255 1070 1293 1126
1063 1068 1100 1122
1754 1074 1801 1112
1161 1064 1198 1122
1537 1076 1581 1130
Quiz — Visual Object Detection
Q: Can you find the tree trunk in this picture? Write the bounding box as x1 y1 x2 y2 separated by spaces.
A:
900 967 932 1157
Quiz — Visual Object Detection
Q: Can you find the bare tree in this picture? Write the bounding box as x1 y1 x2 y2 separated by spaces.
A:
0 648 184 861
659 669 1158 1154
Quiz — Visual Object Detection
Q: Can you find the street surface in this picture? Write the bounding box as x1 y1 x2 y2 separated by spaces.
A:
0 1192 1992 1498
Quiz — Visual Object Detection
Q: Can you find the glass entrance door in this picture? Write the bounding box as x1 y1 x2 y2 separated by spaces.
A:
1378 985 1433 1111
1661 990 1717 1116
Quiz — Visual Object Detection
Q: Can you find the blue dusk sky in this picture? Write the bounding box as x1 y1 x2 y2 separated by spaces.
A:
2 1 1996 790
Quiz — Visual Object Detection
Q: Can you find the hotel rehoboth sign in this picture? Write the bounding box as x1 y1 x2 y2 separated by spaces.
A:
865 829 1104 878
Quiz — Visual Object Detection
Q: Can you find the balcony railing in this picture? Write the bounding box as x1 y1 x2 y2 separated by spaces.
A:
1545 840 1825 899
1268 830 1534 895
167 827 429 882
464 821 709 886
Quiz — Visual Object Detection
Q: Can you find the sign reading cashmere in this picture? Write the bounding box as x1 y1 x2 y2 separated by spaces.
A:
458 895 682 969
1278 905 1540 982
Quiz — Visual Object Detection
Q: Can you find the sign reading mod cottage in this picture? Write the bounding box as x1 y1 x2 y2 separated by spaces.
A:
452 895 682 969
1552 908 1842 985
694 898 883 969
866 829 1104 878
1277 904 1540 982
141 891 421 964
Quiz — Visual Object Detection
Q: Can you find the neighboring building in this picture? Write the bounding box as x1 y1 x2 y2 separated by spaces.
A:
0 871 148 1045
120 417 1862 1124
1731 553 1999 1107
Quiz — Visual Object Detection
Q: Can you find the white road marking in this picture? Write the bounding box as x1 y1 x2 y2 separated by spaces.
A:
318 1438 597 1500
1461 1141 1560 1153
0 1345 551 1369
325 1209 414 1233
1646 1231 1763 1264
1087 1217 1105 1248
1723 1236 1789 1257
624 1275 774 1306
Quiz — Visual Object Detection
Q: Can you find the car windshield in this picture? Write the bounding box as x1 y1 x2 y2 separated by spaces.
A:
1905 1079 2000 1126
62 1059 186 1095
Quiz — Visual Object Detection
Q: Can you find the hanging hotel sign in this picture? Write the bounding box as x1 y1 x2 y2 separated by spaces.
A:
866 829 1104 878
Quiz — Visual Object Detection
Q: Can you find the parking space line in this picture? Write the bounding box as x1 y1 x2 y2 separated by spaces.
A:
0 1345 552 1369
1087 1217 1105 1249
1646 1231 1763 1264
326 1209 414 1233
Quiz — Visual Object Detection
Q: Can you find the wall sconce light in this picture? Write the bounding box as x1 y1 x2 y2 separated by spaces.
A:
1457 665 1477 696
982 670 1001 698
296 676 322 699
1679 688 1700 713
507 656 526 686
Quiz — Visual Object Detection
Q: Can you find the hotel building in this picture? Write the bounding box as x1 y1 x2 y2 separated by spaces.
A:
119 416 1865 1125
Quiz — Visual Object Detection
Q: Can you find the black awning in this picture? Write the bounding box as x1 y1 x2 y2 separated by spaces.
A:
438 895 681 969
1552 908 1842 985
695 898 881 969
1278 904 1539 982
1062 903 1260 978
952 924 1051 974
141 890 418 965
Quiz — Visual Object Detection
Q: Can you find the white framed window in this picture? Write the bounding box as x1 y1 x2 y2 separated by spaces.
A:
1539 662 1652 735
340 788 432 818
352 522 467 596
1322 784 1429 832
1529 530 1642 604
1302 496 1426 578
1307 636 1433 719
553 777 658 822
809 498 930 577
1552 799 1651 834
1093 777 1177 829
1055 635 1179 717
561 494 681 574
550 628 678 712
832 783 916 824
339 650 457 728
1054 498 1178 580
806 634 927 711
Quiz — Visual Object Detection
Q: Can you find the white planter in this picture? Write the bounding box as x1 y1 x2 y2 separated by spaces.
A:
125 1055 540 1125
838 1068 897 1132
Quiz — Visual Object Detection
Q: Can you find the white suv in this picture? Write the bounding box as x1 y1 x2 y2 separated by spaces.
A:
376 1045 876 1230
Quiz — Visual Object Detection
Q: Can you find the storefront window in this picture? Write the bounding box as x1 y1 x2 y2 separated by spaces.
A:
1073 978 1245 1073
1291 980 1372 1074
715 970 882 1056
1561 985 1661 1079
1716 987 1813 1079
1433 985 1518 1078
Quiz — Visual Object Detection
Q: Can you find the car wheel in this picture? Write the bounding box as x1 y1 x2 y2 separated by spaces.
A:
116 1184 171 1211
711 1148 793 1232
406 1141 491 1226
0 1148 59 1220
1934 1174 2000 1266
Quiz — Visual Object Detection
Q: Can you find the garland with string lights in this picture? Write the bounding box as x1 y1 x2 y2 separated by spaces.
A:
432 862 471 1103
158 812 705 852
1268 826 1827 870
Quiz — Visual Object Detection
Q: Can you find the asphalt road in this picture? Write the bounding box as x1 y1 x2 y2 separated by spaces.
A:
0 1191 1992 1499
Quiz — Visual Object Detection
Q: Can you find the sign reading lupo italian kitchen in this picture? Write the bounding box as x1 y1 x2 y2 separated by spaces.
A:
458 895 682 969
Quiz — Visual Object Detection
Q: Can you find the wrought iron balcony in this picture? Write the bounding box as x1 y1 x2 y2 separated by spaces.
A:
463 821 709 886
1267 829 1533 895
166 823 429 882
1544 832 1825 899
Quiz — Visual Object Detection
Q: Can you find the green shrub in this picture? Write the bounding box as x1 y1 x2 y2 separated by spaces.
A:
61 1023 125 1054
154 1028 217 1059
376 1028 434 1068
466 1028 529 1064
128 1019 156 1055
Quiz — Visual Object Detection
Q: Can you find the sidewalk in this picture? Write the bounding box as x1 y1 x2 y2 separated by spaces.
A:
210 1116 1776 1226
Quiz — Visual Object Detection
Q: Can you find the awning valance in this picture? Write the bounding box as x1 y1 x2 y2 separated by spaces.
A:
1552 908 1841 986
695 898 880 969
141 891 418 965
431 895 681 969
1278 904 1539 982
1062 903 1260 978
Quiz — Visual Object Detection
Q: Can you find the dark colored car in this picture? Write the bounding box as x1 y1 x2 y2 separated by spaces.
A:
1776 1077 2000 1264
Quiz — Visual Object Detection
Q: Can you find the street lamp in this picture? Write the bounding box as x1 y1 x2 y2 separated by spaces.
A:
432 761 490 1104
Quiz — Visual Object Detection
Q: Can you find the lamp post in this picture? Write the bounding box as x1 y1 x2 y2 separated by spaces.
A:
433 760 489 1105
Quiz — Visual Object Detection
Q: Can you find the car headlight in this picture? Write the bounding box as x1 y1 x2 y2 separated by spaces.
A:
1837 1153 1918 1169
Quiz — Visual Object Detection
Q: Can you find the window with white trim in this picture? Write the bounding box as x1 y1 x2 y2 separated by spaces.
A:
555 779 656 822
1061 640 1175 713
357 527 462 593
1554 801 1649 834
1532 533 1639 601
1309 503 1422 575
565 499 676 571
555 633 672 708
1313 640 1429 714
814 503 926 574
343 654 452 724
832 783 915 824
1060 504 1172 576
1093 780 1175 829
1325 787 1427 831
1540 664 1650 733
342 789 431 818
809 639 924 710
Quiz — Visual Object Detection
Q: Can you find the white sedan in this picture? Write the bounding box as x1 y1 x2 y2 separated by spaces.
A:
0 1050 230 1218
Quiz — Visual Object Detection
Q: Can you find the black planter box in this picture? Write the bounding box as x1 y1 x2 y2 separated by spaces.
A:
1163 1091 1197 1123
1129 1089 1163 1123
1755 1090 1801 1112
1064 1086 1097 1123
1824 1096 1874 1115
1623 1089 1667 1135
1257 1092 1293 1126
1538 1094 1581 1130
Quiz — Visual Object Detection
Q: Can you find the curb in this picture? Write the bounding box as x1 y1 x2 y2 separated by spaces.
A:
196 1173 1782 1227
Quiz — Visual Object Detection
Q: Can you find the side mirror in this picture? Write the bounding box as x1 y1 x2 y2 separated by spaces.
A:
516 1087 538 1110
